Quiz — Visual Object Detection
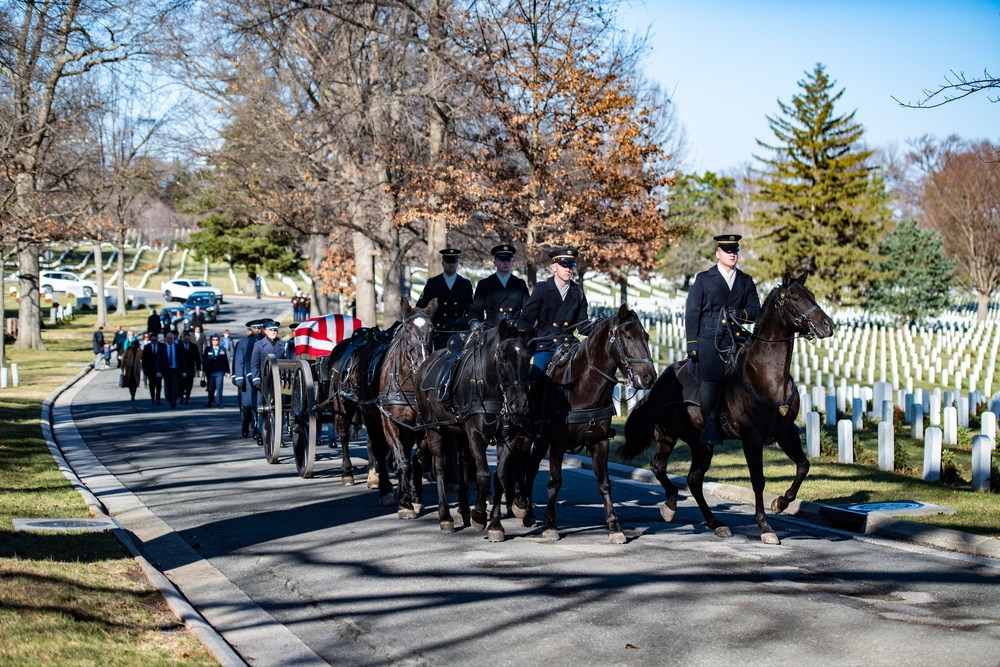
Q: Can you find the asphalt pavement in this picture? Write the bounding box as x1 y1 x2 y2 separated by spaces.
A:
43 305 1000 666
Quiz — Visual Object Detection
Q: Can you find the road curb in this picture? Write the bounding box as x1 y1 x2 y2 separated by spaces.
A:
41 366 250 667
565 454 1000 560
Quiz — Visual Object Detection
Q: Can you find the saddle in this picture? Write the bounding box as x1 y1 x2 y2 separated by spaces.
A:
544 339 581 385
420 329 475 405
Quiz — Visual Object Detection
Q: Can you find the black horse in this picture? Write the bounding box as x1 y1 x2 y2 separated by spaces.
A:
356 297 438 513
322 326 382 487
518 303 657 544
618 272 834 544
413 320 535 538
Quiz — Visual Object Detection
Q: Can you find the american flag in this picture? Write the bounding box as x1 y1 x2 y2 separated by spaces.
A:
293 314 365 357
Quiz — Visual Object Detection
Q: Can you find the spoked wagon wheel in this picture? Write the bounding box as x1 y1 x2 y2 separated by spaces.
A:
292 360 317 478
261 355 283 464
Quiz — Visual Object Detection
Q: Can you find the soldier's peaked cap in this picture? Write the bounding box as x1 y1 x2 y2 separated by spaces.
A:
549 247 578 267
439 248 462 259
245 319 264 328
491 243 516 258
714 233 741 252
263 320 280 331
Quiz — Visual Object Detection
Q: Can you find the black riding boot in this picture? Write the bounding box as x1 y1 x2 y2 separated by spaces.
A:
699 381 723 446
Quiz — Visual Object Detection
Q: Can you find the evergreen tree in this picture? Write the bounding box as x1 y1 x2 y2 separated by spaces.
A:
865 218 955 323
750 63 891 305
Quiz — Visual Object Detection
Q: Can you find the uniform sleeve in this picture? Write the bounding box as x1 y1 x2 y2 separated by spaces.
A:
416 276 435 308
250 342 262 383
574 287 593 335
740 275 762 323
458 278 474 313
516 282 544 331
470 281 487 323
685 276 704 352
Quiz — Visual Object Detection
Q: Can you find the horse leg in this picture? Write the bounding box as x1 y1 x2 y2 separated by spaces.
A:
742 435 779 545
424 429 455 532
336 411 355 486
541 444 564 541
771 425 810 514
369 435 396 507
649 423 681 522
366 437 381 490
453 433 472 527
467 427 491 532
687 443 731 537
591 439 626 544
387 423 417 519
514 435 547 527
487 438 511 541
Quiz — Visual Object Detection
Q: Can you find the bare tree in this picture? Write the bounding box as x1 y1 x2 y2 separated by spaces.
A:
918 138 1000 321
0 0 185 349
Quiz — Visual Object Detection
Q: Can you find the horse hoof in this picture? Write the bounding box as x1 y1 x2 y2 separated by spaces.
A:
413 503 423 514
522 514 535 528
542 528 561 541
609 531 627 545
488 529 505 542
378 492 395 507
511 503 528 520
471 518 486 531
440 521 455 533
761 532 781 545
771 497 788 514
342 475 355 486
659 503 676 522
460 513 472 527
714 526 732 538
367 470 380 489
397 508 416 520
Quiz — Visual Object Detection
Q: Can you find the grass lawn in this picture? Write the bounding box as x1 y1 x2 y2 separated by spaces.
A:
607 410 1000 538
0 297 216 665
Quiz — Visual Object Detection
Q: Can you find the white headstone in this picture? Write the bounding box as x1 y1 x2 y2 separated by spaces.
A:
971 435 992 493
878 421 894 472
943 407 958 445
838 419 854 464
924 427 942 482
806 411 821 458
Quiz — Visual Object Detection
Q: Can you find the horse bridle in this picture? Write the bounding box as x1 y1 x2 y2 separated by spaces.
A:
585 315 653 391
776 287 822 340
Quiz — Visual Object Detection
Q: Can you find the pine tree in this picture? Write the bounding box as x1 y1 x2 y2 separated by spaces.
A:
750 63 891 305
865 218 955 323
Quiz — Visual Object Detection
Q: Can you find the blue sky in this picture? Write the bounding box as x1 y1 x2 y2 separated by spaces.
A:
620 1 999 174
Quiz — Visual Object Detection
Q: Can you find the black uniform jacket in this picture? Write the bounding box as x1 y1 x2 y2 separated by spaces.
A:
685 265 761 368
516 277 590 353
417 273 474 327
470 273 530 326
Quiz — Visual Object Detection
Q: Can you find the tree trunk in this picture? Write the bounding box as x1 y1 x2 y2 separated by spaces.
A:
977 290 990 323
381 225 403 325
113 236 127 316
14 245 44 350
353 232 377 327
94 242 108 327
424 0 449 273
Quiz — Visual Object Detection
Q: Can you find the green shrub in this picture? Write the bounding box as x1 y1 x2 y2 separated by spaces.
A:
893 438 912 472
957 425 972 450
940 449 966 485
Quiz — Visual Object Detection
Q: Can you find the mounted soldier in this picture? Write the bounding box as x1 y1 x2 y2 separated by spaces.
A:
417 248 474 349
470 243 530 328
685 233 761 446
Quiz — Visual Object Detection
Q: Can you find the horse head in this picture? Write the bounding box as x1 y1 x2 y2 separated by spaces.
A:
399 296 438 369
607 303 657 389
775 273 834 340
494 320 536 427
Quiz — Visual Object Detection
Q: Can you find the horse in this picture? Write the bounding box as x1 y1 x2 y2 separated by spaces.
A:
517 303 657 544
618 272 834 545
413 320 535 537
321 326 382 486
356 296 438 514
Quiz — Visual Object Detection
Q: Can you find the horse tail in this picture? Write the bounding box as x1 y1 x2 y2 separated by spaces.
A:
617 365 673 461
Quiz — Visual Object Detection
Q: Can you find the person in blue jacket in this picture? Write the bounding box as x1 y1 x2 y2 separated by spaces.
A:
685 233 761 446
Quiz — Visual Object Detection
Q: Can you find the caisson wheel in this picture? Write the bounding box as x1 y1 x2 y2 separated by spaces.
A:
261 356 282 464
292 360 317 478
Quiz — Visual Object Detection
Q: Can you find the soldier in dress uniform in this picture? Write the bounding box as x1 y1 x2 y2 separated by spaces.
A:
470 243 530 327
416 248 474 348
685 233 761 446
516 247 593 385
233 319 264 438
250 319 290 444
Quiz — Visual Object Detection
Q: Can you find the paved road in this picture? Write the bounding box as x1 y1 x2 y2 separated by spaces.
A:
62 353 1000 666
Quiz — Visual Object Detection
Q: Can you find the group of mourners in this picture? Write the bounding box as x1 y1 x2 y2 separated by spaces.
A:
415 233 761 446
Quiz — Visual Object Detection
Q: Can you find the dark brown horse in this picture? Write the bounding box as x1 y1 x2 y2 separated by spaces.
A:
356 297 438 513
413 320 535 538
321 326 382 486
518 303 657 544
618 272 834 544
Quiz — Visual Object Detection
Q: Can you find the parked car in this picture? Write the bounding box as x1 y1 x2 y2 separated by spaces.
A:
183 293 219 323
40 270 103 298
162 279 224 304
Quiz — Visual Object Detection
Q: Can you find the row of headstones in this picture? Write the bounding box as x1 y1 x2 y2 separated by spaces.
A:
804 409 994 492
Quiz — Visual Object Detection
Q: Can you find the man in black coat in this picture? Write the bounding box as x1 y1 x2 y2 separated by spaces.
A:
470 243 530 327
147 308 162 335
157 331 188 409
417 248 474 349
178 330 202 404
516 247 592 385
685 233 761 446
141 332 163 405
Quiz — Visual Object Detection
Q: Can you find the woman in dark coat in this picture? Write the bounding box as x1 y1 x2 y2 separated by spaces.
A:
121 340 143 402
